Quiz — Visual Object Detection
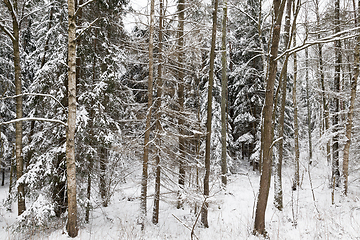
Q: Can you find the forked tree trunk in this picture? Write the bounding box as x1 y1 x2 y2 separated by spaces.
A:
201 0 218 228
343 0 360 195
152 0 164 224
66 0 78 236
140 0 155 229
220 0 228 189
254 0 286 235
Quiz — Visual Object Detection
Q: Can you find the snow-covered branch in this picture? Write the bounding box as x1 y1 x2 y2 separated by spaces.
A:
0 22 15 41
75 18 99 41
74 0 96 17
276 26 360 60
0 118 67 126
0 93 66 109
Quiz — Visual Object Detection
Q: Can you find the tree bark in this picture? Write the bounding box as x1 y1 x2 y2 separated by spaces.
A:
66 0 78 236
201 0 219 228
152 0 164 224
343 0 359 195
305 47 312 164
254 0 286 235
177 0 186 210
292 25 300 190
274 0 292 211
332 0 341 188
140 0 155 229
220 0 228 189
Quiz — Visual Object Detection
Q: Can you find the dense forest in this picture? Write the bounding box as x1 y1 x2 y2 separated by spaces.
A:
1 0 360 238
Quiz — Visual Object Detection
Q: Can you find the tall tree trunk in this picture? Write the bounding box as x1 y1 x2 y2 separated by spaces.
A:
152 0 164 224
66 0 78 236
274 0 292 211
254 0 286 235
177 0 186 209
343 0 359 195
292 26 300 191
333 0 341 188
220 0 228 189
305 47 312 163
99 147 108 207
201 0 219 228
140 0 155 229
3 0 26 216
314 0 330 165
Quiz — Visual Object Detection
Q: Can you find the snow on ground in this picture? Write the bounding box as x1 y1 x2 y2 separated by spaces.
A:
1 156 360 240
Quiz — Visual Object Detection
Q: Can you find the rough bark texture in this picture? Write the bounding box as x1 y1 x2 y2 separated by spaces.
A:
254 0 285 235
152 0 164 224
343 0 359 195
305 47 312 163
66 0 78 236
140 0 155 229
220 0 228 189
292 27 300 190
274 0 292 211
3 0 26 216
333 0 341 187
177 0 186 209
201 0 218 228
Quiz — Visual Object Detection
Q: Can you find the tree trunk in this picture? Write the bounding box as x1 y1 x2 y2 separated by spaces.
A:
220 0 228 189
333 0 341 188
254 0 286 235
201 0 219 228
152 0 164 224
314 0 330 165
3 0 26 216
140 0 155 229
343 0 359 195
66 0 78 236
99 147 108 207
177 0 186 210
274 0 292 211
292 26 300 191
305 47 312 164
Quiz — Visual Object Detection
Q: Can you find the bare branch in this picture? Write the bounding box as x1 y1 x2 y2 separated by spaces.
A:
0 93 66 109
0 118 67 126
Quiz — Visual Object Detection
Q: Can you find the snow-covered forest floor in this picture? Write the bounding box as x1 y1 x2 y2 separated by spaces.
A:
1 152 360 240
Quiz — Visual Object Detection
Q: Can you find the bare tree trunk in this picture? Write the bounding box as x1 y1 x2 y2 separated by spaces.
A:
274 0 292 211
254 0 286 235
220 0 228 189
152 0 164 224
201 0 219 228
2 0 26 216
176 0 186 210
343 0 359 195
333 0 341 188
292 26 300 191
140 0 155 229
66 0 78 236
305 47 312 164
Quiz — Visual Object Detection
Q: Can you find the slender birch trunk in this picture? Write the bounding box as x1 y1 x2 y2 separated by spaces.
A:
220 0 228 189
152 0 164 224
201 0 219 228
343 0 359 195
140 0 155 229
